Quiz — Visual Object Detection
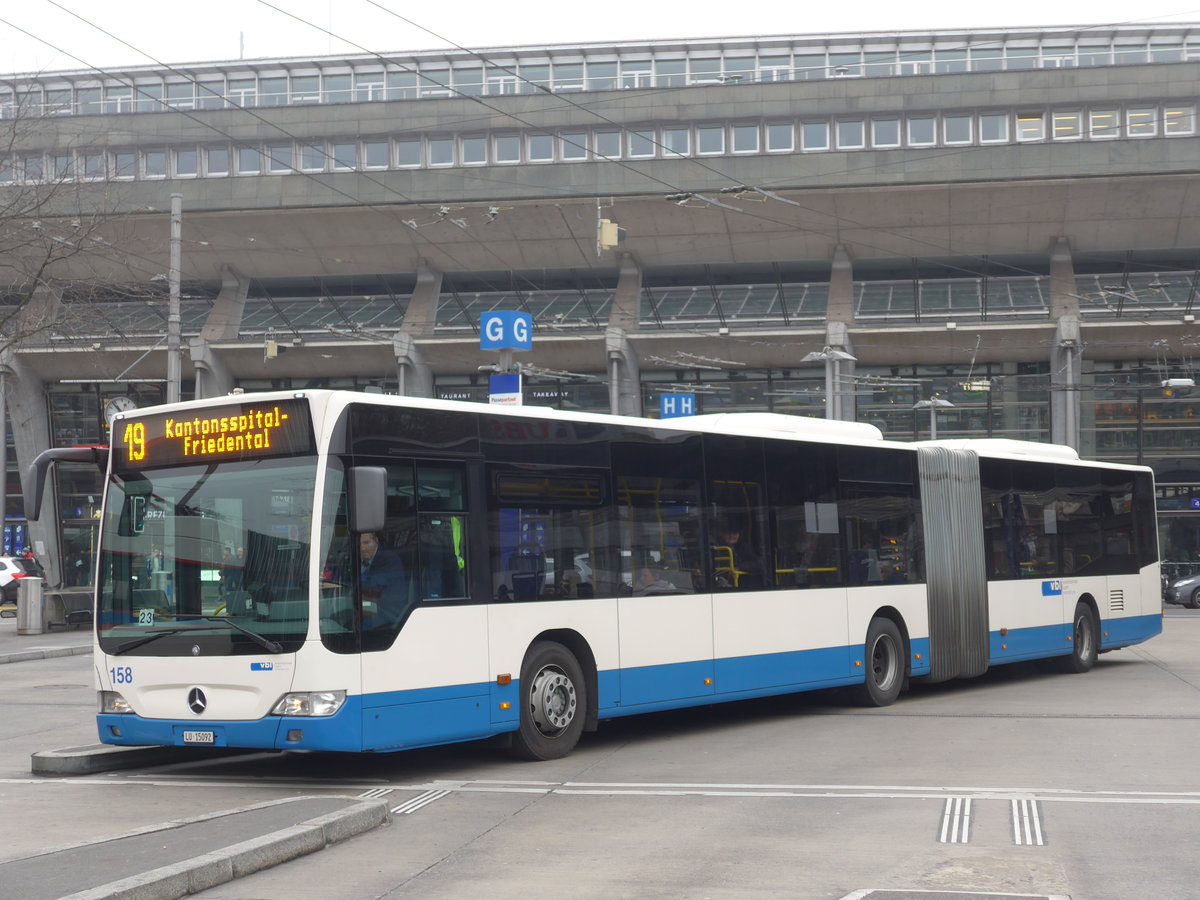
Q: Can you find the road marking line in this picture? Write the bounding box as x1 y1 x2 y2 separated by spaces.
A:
392 789 450 815
938 796 971 843
1012 797 1046 845
358 788 395 799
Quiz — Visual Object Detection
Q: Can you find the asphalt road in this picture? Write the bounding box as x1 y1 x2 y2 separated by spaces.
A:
2 609 1199 899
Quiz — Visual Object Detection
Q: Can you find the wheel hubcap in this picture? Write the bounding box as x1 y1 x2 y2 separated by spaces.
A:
529 665 577 736
870 635 899 690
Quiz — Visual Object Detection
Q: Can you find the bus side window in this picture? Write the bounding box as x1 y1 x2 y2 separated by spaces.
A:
415 465 468 601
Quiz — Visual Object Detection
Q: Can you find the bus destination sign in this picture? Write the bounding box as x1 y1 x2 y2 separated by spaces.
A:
113 399 315 469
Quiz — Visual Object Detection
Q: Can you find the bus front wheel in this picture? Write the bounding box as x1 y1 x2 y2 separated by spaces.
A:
851 617 904 707
510 641 586 761
1054 602 1099 674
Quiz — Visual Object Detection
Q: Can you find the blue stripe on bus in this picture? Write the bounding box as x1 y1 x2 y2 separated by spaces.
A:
95 621 1156 754
987 614 1162 663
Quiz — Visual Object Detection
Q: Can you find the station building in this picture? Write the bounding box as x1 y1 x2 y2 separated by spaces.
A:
1 22 1199 587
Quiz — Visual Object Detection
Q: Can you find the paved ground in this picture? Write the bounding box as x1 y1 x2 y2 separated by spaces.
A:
0 607 391 899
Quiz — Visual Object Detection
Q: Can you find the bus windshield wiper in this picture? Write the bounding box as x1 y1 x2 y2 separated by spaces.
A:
178 615 284 653
111 628 190 655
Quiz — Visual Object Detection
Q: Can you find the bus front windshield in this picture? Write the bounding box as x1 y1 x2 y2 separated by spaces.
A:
97 457 317 656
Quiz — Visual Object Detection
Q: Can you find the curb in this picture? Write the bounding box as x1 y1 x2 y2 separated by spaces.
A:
49 797 392 900
0 643 91 665
32 743 249 776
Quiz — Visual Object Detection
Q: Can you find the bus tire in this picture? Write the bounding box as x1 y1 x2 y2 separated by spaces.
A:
851 617 904 707
510 641 586 761
1055 602 1099 674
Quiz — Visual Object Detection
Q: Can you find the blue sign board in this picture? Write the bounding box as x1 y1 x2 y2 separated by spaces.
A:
660 393 696 418
489 373 523 406
1192 498 1200 510
480 311 533 350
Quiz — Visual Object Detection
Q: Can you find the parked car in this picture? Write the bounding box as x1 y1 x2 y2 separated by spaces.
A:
1165 572 1200 609
0 556 45 603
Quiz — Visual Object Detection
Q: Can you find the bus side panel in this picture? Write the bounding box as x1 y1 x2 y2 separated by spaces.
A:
360 605 492 751
1100 570 1163 649
844 584 929 677
712 587 852 692
617 593 715 707
486 596 620 723
986 578 1070 662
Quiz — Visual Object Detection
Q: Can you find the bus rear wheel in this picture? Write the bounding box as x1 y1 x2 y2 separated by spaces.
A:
510 641 586 761
1054 602 1099 674
851 617 904 707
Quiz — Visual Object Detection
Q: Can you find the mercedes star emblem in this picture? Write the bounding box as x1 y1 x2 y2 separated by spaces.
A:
187 687 208 715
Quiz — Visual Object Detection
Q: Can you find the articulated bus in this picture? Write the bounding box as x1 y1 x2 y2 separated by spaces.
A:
47 390 1160 759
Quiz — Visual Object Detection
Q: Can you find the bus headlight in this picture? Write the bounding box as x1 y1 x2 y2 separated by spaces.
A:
99 691 135 714
270 691 346 717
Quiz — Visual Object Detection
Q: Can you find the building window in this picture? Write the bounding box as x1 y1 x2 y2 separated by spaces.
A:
1126 107 1157 136
396 140 421 167
528 133 554 161
979 113 1009 143
81 152 105 179
196 79 224 109
103 85 133 114
585 61 618 91
77 87 102 114
331 142 357 169
1089 109 1119 138
428 138 454 166
228 78 256 107
259 77 288 106
943 115 972 144
291 75 320 104
732 124 759 153
354 72 385 102
237 147 261 174
173 148 198 177
267 144 292 173
628 130 656 158
300 144 326 171
387 71 418 99
907 116 936 146
164 82 195 110
766 123 794 152
871 119 900 148
561 132 588 160
593 131 621 159
323 74 352 103
655 59 687 87
836 120 865 149
1052 111 1082 140
143 150 166 178
113 151 137 178
1165 105 1196 135
1016 113 1046 141
364 140 389 168
801 121 829 151
696 126 724 154
494 135 521 163
461 136 487 165
21 155 43 182
663 128 690 155
205 147 229 176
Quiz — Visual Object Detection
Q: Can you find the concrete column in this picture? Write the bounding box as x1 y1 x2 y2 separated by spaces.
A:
607 253 642 333
1049 238 1082 450
2 356 58 587
189 337 236 399
828 245 855 323
826 321 857 422
400 259 444 336
394 333 434 397
1051 316 1082 450
606 327 642 417
199 265 250 342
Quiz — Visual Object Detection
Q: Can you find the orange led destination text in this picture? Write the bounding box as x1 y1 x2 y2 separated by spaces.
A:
165 406 290 458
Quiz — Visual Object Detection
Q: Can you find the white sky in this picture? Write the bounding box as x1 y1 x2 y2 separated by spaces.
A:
1 0 1198 76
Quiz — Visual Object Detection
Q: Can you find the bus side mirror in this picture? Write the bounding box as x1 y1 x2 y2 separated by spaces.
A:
348 466 386 534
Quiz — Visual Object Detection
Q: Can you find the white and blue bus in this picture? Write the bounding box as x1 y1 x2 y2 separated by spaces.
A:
47 390 1160 759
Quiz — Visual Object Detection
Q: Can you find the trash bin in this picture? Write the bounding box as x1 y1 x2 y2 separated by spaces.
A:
16 577 45 635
